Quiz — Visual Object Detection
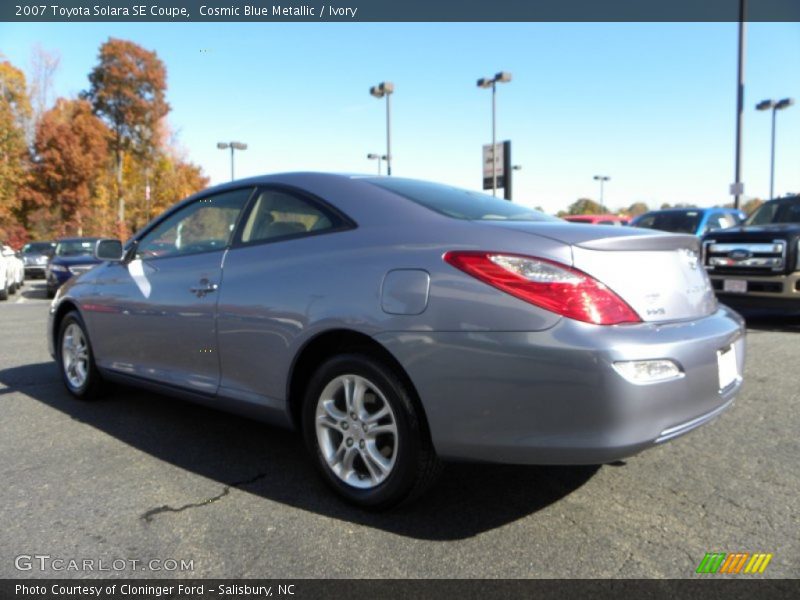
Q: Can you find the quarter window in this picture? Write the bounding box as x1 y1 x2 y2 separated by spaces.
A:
137 188 252 259
239 189 336 244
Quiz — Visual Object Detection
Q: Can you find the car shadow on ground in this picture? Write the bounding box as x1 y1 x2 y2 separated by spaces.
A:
16 280 49 301
1 361 599 541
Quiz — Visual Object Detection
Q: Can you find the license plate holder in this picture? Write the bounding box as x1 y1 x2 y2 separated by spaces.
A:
717 344 738 390
723 279 747 293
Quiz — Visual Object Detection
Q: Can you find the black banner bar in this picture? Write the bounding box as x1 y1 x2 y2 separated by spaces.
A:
1 579 799 600
3 0 800 23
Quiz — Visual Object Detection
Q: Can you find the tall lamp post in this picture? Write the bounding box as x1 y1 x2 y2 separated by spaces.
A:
594 175 610 211
477 71 512 196
756 98 794 199
367 153 387 175
369 81 394 176
217 141 247 181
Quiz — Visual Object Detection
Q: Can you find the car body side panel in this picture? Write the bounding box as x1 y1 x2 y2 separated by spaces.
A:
214 224 567 406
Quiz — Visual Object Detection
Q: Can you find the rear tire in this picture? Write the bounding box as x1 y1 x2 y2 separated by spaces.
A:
56 311 104 401
302 353 441 509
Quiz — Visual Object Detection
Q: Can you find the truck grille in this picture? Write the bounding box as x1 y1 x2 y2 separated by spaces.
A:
703 240 786 274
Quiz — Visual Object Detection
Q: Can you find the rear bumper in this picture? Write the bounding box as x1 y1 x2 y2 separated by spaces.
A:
376 306 745 465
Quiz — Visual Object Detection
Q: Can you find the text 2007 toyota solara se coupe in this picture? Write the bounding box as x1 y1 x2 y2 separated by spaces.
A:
49 173 745 508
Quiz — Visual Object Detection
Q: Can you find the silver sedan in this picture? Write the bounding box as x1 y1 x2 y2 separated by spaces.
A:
48 173 745 508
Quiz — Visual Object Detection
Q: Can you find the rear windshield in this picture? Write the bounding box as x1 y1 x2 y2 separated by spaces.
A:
746 199 800 225
634 211 702 234
55 240 96 257
364 178 558 222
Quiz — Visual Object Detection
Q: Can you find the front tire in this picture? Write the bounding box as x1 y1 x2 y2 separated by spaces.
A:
57 311 104 400
302 354 441 509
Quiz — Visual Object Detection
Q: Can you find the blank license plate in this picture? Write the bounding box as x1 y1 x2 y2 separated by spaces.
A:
723 279 747 293
717 344 738 390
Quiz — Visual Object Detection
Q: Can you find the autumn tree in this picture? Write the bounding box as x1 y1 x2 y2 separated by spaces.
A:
83 38 169 237
626 202 650 217
741 197 763 216
0 59 33 244
22 98 110 236
567 198 609 215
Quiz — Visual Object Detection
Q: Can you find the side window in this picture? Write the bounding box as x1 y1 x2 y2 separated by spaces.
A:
239 189 338 244
137 188 252 259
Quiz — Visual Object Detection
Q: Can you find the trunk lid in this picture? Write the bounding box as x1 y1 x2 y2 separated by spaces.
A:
481 222 717 322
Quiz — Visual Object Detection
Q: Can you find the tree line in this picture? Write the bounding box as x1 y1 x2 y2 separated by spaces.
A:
557 196 764 218
0 39 208 247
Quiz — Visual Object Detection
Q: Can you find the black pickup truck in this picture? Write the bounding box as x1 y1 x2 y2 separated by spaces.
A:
702 195 800 311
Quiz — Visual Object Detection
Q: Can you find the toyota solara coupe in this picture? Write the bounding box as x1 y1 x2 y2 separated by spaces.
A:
49 173 745 508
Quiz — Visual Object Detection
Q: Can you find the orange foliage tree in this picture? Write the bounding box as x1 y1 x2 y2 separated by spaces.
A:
21 99 110 237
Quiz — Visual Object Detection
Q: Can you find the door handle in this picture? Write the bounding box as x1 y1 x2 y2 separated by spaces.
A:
190 279 218 298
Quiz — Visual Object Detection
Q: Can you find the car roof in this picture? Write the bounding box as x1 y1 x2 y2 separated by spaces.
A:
56 237 101 242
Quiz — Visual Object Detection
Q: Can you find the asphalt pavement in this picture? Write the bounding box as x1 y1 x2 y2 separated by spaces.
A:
1 281 798 578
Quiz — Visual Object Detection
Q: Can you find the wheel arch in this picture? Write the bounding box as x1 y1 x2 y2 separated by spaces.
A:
51 299 85 351
287 329 433 442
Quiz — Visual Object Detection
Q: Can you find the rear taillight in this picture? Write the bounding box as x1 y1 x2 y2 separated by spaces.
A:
443 251 641 325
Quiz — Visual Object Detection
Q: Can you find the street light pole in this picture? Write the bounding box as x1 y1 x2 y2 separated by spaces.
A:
477 72 512 197
756 98 794 199
594 175 610 211
733 0 747 209
370 82 394 176
367 153 387 175
217 141 248 181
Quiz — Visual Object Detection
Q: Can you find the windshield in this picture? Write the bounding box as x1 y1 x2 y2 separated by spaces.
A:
55 240 96 257
746 199 800 226
634 211 702 234
364 178 558 222
22 242 54 254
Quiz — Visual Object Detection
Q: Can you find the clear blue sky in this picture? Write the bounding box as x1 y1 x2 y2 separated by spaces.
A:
1 22 798 214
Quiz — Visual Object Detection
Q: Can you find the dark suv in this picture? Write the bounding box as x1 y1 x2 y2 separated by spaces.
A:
702 196 800 312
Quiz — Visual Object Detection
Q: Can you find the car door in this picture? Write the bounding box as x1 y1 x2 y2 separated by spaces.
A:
215 186 351 412
88 187 254 394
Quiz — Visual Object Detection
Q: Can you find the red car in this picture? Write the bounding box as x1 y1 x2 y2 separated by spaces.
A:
562 215 630 226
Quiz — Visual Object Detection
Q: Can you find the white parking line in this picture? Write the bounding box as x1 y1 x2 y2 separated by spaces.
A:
16 294 26 304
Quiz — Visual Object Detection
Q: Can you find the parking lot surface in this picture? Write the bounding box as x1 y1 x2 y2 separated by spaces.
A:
1 281 798 578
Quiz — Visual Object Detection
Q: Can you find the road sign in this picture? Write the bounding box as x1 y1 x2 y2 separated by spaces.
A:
483 142 505 189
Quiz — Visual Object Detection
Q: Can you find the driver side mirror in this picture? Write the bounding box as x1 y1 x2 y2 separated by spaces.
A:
95 239 124 261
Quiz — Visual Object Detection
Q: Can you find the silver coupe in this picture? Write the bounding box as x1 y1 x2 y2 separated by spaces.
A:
48 173 746 508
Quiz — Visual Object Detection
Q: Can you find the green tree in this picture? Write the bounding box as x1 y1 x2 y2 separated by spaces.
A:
83 38 169 236
567 198 608 215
